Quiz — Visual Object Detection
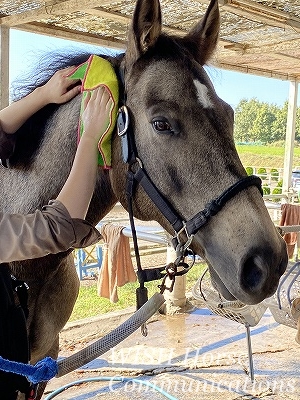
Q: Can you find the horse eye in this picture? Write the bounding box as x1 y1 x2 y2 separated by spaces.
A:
152 118 174 135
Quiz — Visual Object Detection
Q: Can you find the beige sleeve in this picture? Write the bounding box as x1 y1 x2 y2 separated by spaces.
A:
0 200 101 263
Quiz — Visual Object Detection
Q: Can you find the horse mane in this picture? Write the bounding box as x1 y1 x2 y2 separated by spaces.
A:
9 48 124 167
11 48 124 100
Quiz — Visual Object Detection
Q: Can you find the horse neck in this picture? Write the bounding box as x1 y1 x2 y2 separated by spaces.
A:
86 170 118 225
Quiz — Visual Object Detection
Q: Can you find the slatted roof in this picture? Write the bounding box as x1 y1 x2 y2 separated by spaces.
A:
1 0 300 81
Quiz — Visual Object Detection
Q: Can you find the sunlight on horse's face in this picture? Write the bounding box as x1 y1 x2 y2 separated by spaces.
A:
193 80 213 109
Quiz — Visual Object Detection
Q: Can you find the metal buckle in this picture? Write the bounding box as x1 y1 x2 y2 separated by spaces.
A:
175 222 195 253
117 105 129 136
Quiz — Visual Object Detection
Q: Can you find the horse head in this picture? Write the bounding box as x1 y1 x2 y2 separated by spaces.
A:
110 0 288 305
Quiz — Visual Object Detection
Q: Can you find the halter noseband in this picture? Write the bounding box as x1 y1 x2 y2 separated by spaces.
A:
117 104 263 248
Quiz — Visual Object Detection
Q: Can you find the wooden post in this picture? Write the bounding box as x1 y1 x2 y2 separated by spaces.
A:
0 25 10 109
282 80 298 198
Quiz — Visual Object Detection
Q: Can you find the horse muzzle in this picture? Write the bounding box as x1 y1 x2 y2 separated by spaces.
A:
238 245 288 304
206 241 288 305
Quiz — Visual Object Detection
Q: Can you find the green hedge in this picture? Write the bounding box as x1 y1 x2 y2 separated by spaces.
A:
245 166 254 176
270 168 279 181
272 186 282 202
257 167 267 178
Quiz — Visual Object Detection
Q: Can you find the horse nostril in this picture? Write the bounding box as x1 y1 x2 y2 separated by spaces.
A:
240 255 264 292
240 246 288 303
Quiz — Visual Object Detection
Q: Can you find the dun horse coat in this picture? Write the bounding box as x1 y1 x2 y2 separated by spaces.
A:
0 0 287 397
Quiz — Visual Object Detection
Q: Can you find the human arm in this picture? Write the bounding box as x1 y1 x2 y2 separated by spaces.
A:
0 66 81 134
0 201 101 263
56 86 113 219
0 86 112 263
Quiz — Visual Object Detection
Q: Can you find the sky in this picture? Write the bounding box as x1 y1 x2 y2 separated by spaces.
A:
8 29 294 109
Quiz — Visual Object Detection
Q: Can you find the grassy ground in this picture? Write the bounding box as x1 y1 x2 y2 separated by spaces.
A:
69 262 207 321
237 144 300 169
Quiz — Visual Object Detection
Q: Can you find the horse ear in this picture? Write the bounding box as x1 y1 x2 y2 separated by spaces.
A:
181 0 220 65
126 0 162 66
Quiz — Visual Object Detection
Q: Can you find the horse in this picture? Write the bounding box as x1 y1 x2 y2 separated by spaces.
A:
1 0 287 397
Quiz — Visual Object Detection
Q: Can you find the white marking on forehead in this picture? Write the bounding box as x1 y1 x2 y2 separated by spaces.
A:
193 79 213 108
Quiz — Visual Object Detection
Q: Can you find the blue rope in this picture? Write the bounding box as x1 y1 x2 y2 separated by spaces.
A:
0 356 58 384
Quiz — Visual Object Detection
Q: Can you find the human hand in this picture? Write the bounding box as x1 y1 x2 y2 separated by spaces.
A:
81 86 113 143
41 66 81 104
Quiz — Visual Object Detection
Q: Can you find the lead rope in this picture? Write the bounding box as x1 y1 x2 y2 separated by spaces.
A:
126 168 149 336
117 71 149 336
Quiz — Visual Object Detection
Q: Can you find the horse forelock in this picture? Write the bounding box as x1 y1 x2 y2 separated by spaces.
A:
128 33 219 95
128 40 228 123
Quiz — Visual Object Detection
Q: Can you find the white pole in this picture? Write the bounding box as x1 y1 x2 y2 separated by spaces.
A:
162 244 187 310
282 80 298 199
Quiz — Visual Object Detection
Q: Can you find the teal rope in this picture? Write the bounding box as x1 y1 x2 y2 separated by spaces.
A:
0 356 57 384
44 376 179 400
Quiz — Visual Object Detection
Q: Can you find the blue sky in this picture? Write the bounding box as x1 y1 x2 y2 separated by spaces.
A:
9 29 293 109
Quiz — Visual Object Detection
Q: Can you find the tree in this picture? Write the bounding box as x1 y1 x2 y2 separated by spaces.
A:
252 103 276 143
296 107 300 143
234 98 300 144
271 102 287 143
234 98 260 142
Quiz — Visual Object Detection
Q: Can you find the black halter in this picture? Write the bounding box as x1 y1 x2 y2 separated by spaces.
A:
117 105 263 247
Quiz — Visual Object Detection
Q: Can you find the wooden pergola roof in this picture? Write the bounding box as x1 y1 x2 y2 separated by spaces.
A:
1 0 300 81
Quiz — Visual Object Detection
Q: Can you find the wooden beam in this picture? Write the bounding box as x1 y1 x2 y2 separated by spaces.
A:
16 20 234 55
0 0 120 27
273 52 300 63
216 61 299 81
221 0 300 33
85 7 130 25
230 0 298 20
248 40 300 56
86 7 190 37
0 25 9 109
14 22 126 50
